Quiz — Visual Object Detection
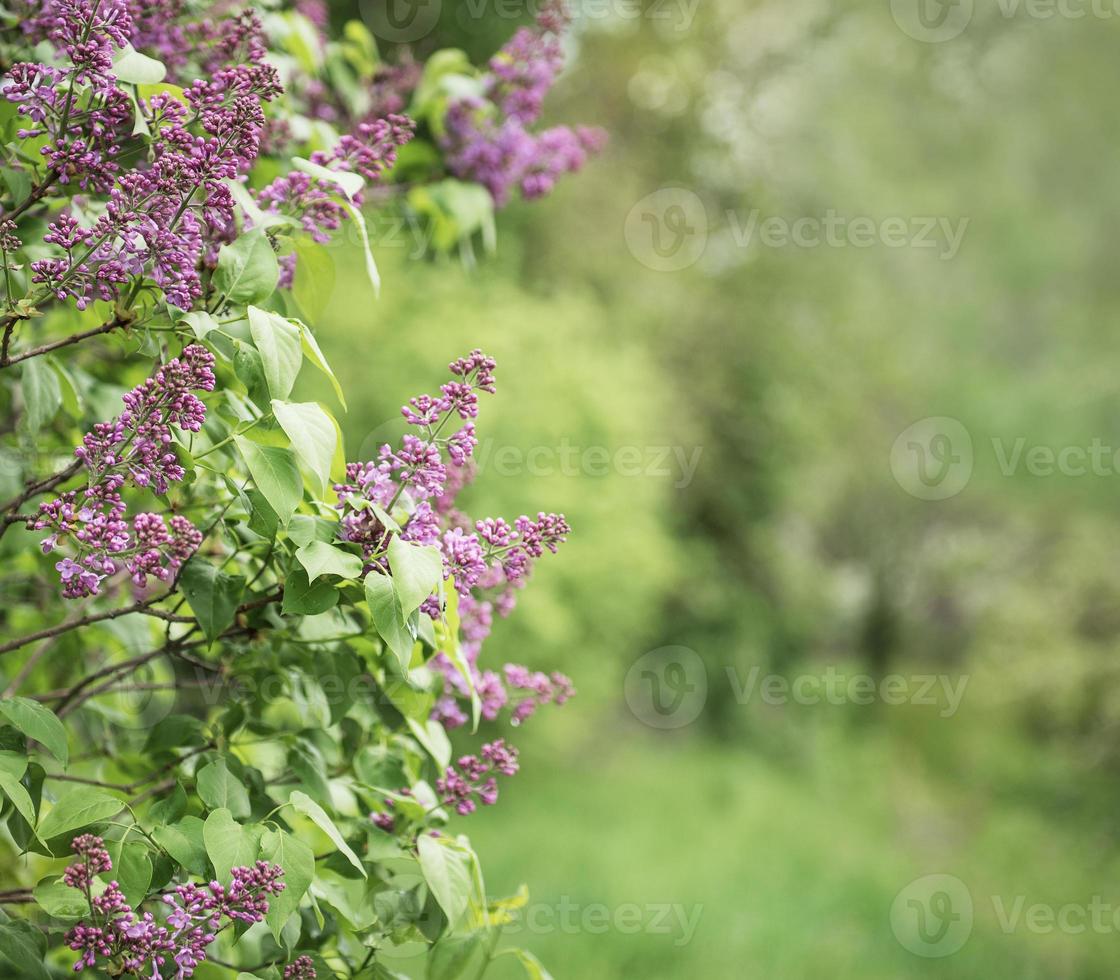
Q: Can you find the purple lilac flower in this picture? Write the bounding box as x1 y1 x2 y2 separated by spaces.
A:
256 115 414 280
65 862 284 976
336 352 571 731
34 346 213 597
436 739 520 816
285 955 318 980
61 834 112 890
7 4 282 312
440 2 606 207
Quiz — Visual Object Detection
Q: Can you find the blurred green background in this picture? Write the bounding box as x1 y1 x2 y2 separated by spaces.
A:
314 0 1120 976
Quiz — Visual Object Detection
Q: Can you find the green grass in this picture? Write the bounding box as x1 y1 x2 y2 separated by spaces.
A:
456 714 1120 980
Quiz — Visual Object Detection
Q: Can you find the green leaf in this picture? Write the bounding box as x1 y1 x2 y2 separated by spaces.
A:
0 922 50 980
105 840 152 908
32 878 87 920
234 340 268 405
299 324 346 410
196 758 251 819
179 558 246 644
112 45 167 84
237 437 303 527
37 788 121 840
425 931 489 980
145 714 206 753
288 515 336 548
341 199 381 295
260 828 315 942
272 399 336 496
20 356 61 435
248 306 303 400
0 697 68 766
247 487 280 539
0 752 26 781
0 763 35 833
282 567 339 616
203 808 261 885
148 782 187 824
292 157 364 200
292 240 336 324
407 716 451 770
179 310 220 340
417 834 475 929
388 537 443 620
364 572 415 672
214 229 279 306
288 790 365 877
287 740 332 805
493 948 554 980
296 540 363 583
152 816 208 876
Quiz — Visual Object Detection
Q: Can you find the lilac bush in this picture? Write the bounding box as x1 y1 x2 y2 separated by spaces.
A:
0 0 599 976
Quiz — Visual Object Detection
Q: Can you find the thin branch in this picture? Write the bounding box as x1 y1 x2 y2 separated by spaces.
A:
0 596 186 658
1 169 58 224
0 457 82 517
55 647 166 716
0 311 130 369
128 777 176 807
44 742 215 795
0 606 83 698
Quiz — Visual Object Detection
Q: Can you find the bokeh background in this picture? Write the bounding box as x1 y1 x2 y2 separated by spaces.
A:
313 1 1120 976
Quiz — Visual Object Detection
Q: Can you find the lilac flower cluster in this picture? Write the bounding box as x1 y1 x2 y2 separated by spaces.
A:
436 739 520 816
333 350 496 562
61 834 113 890
34 345 213 597
4 0 134 196
441 1 607 206
434 663 575 730
63 842 285 978
284 954 318 980
5 0 281 311
334 351 572 729
21 0 270 85
257 115 414 286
